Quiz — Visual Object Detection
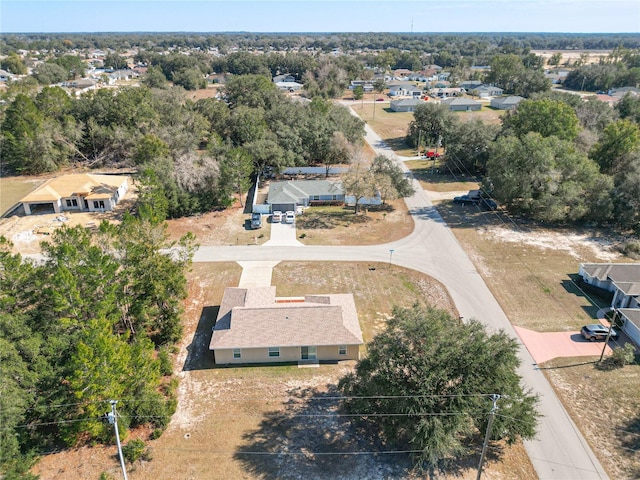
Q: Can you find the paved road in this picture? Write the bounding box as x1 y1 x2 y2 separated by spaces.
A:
194 119 609 479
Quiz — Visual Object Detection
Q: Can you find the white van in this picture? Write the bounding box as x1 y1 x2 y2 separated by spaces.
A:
285 211 295 223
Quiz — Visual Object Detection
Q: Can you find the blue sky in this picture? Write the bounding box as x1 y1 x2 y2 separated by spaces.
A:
2 0 639 33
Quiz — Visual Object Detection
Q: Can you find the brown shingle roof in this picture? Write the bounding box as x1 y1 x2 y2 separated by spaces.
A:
210 287 363 350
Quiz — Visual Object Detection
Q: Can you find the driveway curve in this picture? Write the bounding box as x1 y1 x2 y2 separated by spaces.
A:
193 118 608 480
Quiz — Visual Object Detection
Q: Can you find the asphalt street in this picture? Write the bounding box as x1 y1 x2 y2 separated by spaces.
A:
193 118 609 480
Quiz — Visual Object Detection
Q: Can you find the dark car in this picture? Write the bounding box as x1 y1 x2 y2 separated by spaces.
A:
453 194 479 206
250 212 262 229
580 324 619 341
480 198 498 211
376 97 385 101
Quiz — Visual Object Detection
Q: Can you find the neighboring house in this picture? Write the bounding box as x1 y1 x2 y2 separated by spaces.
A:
441 97 482 111
390 98 426 112
349 80 374 92
460 80 483 90
471 85 504 98
388 83 422 97
579 263 640 346
273 74 295 83
430 87 464 98
19 174 129 215
490 95 524 110
579 263 640 310
209 287 364 364
267 180 345 212
392 68 413 79
618 309 640 348
0 69 13 82
275 81 304 92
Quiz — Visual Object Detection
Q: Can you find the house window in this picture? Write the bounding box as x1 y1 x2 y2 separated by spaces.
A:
310 195 320 201
65 199 78 207
99 200 105 209
339 345 347 355
268 347 280 358
93 201 99 209
233 348 241 359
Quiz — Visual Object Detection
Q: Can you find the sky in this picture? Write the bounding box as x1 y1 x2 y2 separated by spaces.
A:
1 0 639 34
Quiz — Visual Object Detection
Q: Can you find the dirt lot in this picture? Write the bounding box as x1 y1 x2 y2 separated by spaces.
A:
33 261 534 480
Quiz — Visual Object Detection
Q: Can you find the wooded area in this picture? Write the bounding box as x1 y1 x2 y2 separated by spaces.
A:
0 211 195 478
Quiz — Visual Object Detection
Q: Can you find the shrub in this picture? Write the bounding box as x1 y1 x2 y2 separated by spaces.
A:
122 439 149 464
621 240 640 259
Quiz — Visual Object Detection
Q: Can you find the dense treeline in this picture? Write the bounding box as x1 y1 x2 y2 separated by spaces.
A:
409 89 640 231
0 210 195 478
2 32 640 57
0 76 365 217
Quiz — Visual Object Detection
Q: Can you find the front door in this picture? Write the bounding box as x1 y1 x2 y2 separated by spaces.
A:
300 346 317 360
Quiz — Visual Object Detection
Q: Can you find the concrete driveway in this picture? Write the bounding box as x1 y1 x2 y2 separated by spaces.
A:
514 326 613 365
263 218 303 246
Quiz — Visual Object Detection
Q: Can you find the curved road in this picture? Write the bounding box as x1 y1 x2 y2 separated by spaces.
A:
194 120 608 480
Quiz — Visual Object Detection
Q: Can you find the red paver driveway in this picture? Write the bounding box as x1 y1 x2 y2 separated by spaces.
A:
514 325 613 364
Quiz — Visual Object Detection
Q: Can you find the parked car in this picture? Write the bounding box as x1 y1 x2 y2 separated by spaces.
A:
271 210 283 223
480 198 498 211
580 324 619 341
284 211 295 223
250 212 262 229
453 194 478 206
376 98 385 101
425 151 441 158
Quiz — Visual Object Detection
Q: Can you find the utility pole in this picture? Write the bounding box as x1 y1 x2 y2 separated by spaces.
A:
599 309 617 363
107 400 129 480
476 394 500 480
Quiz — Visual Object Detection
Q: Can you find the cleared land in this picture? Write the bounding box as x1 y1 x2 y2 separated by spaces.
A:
33 261 535 479
296 200 414 246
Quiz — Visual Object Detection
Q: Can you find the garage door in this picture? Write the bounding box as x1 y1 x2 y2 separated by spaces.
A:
26 202 56 214
271 203 295 212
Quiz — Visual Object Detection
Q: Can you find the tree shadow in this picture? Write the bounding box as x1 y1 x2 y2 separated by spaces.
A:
234 385 413 479
234 384 504 479
383 136 411 152
182 306 218 371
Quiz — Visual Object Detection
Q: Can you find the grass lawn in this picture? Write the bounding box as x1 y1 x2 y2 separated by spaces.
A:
405 159 480 193
296 199 413 246
542 357 640 479
350 100 417 157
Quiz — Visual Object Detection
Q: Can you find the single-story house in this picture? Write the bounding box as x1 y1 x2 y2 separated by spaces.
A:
0 69 13 82
579 263 640 346
19 174 129 215
441 97 482 111
471 85 504 98
579 263 640 310
209 287 364 364
273 74 295 83
275 81 304 92
490 95 524 110
618 308 640 347
349 80 374 92
459 80 483 90
430 87 464 98
390 98 426 112
388 82 422 97
267 180 345 212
